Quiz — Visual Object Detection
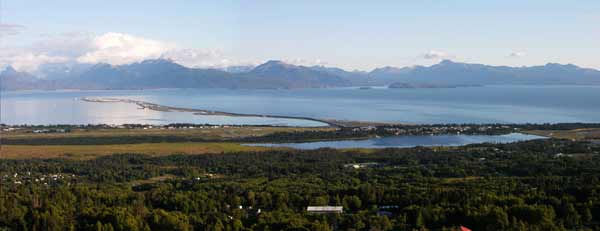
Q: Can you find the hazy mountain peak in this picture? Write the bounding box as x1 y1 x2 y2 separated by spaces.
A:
544 62 578 69
258 60 287 67
139 58 176 65
124 59 187 74
371 66 405 73
2 66 17 75
34 62 96 80
432 60 469 69
264 60 285 65
251 60 298 73
369 66 416 77
439 59 456 65
89 63 114 70
1 65 39 90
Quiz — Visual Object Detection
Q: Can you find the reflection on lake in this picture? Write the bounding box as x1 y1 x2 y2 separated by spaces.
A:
244 133 546 149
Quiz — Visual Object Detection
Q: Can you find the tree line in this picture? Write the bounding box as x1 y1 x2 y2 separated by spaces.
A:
1 139 600 230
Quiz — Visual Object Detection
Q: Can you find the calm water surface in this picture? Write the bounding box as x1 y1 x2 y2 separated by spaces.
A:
2 85 600 125
244 133 546 149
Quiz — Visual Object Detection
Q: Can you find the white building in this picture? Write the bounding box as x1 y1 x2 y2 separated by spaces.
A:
306 206 343 214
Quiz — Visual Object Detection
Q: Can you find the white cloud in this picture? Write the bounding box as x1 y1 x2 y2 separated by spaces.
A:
0 50 69 72
2 32 246 72
508 51 527 58
161 48 238 68
423 50 451 60
0 32 93 72
77 32 174 65
0 23 25 36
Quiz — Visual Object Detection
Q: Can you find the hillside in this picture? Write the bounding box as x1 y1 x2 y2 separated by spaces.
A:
2 59 600 90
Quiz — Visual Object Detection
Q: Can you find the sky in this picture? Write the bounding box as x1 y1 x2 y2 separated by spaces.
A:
1 0 599 72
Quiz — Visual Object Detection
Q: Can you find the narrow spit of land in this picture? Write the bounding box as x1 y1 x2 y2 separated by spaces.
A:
81 97 349 127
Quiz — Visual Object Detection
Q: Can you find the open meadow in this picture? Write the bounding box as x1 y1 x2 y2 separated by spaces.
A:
0 126 331 159
524 128 600 141
0 142 273 160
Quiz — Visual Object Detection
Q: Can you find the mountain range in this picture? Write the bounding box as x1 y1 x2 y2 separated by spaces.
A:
2 59 600 90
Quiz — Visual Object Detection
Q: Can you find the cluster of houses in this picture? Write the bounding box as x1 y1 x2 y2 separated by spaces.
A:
215 204 394 216
1 172 76 186
221 204 263 217
1 126 70 133
1 127 21 132
351 124 516 136
306 205 400 216
343 162 382 169
104 124 239 130
32 128 70 133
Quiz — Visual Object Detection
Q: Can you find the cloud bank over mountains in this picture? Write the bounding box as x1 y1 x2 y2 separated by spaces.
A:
76 32 173 65
0 31 576 75
1 32 245 72
2 31 339 73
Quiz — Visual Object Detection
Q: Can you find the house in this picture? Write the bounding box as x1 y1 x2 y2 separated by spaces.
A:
306 206 343 214
554 153 564 158
377 211 393 217
343 162 382 169
554 153 572 158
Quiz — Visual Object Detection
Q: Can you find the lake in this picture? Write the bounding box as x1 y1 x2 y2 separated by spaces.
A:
2 85 600 126
243 133 546 149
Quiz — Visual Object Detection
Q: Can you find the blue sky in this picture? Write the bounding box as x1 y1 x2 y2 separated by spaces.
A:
1 0 599 71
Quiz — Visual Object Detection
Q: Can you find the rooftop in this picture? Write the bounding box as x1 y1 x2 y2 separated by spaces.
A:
306 206 343 213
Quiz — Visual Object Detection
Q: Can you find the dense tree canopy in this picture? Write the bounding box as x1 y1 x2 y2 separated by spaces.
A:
1 138 599 230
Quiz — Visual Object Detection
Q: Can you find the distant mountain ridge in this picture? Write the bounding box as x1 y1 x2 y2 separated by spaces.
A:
2 59 600 90
242 60 352 88
379 60 600 85
0 66 47 90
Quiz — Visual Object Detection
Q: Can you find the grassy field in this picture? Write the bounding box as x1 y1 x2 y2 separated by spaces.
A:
0 142 276 160
1 126 335 140
524 128 600 141
0 126 329 159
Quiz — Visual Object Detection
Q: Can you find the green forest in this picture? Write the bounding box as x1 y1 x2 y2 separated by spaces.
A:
1 138 600 230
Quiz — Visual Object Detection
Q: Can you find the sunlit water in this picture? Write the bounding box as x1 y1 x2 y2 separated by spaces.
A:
243 133 546 149
2 85 600 126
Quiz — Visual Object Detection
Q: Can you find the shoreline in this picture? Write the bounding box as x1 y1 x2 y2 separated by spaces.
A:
81 97 350 127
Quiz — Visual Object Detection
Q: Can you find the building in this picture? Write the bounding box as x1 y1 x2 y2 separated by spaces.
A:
343 162 382 169
306 206 343 214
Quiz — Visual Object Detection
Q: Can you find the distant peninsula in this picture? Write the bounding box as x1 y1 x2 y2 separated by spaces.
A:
388 82 483 89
